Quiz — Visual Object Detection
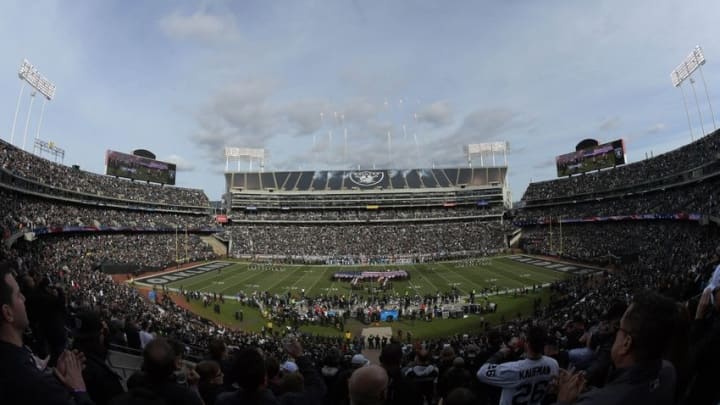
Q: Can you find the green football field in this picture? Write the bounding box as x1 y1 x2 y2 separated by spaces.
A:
135 256 575 338
157 256 566 298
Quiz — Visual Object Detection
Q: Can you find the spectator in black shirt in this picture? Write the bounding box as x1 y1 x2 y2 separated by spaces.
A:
380 343 423 405
0 261 93 405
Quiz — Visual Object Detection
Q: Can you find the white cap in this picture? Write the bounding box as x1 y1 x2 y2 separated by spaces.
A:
351 354 370 367
281 361 298 373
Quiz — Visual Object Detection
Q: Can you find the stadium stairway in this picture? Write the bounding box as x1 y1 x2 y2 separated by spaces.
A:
203 235 228 256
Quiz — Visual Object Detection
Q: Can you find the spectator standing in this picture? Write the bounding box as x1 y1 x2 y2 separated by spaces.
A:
348 364 388 405
380 343 423 405
477 326 559 405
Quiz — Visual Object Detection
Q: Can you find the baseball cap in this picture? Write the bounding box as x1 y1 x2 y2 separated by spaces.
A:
351 354 370 367
281 361 299 373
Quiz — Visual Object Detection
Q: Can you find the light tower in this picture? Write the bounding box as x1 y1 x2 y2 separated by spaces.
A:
671 46 717 141
10 59 56 150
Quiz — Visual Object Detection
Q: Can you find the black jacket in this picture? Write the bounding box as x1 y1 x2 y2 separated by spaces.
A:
682 315 720 405
215 389 280 405
80 351 125 405
0 340 94 405
559 360 676 405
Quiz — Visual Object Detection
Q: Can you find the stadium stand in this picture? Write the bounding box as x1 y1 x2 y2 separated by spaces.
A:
0 139 209 208
224 166 510 261
2 132 720 404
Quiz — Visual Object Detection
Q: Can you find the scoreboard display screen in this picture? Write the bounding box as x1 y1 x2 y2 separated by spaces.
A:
556 139 626 177
106 150 176 185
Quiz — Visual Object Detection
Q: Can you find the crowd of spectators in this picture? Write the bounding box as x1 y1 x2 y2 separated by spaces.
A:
2 128 720 403
0 188 217 235
229 220 508 259
520 220 715 268
514 175 720 223
0 139 209 207
231 206 505 222
523 129 720 202
34 233 217 269
1 215 719 404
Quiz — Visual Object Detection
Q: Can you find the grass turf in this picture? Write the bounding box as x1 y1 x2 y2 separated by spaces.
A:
163 257 563 298
155 257 565 339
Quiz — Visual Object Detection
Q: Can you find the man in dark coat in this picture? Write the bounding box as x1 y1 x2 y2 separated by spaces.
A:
556 292 679 405
0 262 93 405
380 343 423 405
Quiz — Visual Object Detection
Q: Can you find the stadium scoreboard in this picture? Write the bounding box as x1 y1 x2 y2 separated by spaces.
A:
555 139 626 177
105 150 177 185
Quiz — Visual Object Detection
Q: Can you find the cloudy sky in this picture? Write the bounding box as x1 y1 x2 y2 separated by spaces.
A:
1 0 720 201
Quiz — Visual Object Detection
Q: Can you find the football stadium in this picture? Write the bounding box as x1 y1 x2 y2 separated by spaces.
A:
2 3 720 405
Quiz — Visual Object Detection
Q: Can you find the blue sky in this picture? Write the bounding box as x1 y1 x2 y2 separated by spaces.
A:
1 0 720 201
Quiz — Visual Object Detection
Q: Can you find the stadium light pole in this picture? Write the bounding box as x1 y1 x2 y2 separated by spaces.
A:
671 46 710 141
689 77 706 136
679 84 695 141
21 91 36 151
9 82 25 145
34 98 48 143
698 64 717 130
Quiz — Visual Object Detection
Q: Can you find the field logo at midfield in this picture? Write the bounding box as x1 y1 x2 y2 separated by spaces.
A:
348 171 384 187
135 262 234 285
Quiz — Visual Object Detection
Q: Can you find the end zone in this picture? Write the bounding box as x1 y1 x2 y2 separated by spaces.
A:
133 261 234 286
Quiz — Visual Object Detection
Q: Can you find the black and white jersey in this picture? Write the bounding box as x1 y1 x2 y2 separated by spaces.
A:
477 355 559 405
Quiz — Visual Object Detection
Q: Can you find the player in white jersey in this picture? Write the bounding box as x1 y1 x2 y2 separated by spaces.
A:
477 326 559 405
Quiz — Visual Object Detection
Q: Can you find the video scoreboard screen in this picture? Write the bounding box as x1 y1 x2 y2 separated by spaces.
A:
106 150 176 185
556 139 626 177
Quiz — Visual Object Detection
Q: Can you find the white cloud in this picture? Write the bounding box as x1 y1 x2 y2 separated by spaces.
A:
159 11 238 42
163 154 196 172
416 101 454 127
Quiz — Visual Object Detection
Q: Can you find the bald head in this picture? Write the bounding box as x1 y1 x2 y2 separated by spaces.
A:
348 364 388 405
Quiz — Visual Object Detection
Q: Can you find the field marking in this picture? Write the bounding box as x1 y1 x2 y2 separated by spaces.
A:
496 259 566 282
174 263 274 295
169 263 262 291
289 265 316 289
173 265 244 291
491 259 561 287
428 265 466 294
492 264 544 288
189 264 266 293
412 265 443 293
258 264 308 293
305 266 330 295
440 263 485 291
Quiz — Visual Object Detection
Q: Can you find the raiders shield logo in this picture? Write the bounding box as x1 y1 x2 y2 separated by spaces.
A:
348 171 384 187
